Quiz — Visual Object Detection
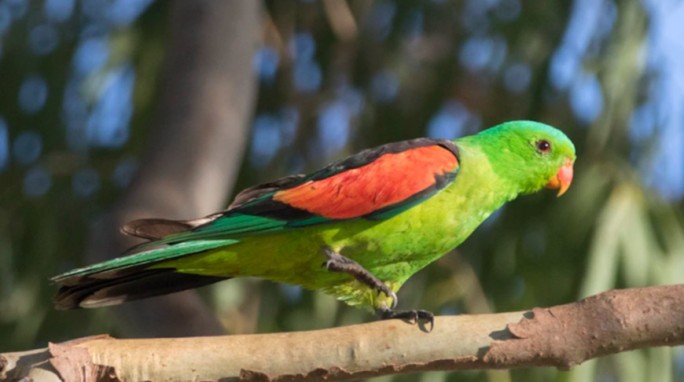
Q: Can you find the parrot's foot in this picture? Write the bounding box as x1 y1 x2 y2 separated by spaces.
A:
378 308 435 331
322 247 398 309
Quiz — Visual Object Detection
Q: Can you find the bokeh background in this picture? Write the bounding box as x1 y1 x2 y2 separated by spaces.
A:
1 0 684 381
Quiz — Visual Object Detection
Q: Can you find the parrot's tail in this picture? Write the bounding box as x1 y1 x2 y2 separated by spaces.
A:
53 269 228 310
52 239 237 309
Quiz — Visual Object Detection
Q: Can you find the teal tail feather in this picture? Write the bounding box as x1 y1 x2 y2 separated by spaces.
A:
52 239 237 309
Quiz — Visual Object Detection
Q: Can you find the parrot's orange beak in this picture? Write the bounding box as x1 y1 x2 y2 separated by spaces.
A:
545 158 574 197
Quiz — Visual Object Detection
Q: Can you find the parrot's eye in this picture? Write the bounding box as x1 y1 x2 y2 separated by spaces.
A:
536 139 551 153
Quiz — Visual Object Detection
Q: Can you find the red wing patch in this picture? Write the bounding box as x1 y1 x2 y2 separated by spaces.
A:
273 145 459 219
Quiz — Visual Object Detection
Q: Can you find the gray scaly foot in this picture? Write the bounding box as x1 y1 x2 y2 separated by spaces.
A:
322 247 398 309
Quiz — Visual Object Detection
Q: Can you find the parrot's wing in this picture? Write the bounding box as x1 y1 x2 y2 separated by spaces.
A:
124 138 460 245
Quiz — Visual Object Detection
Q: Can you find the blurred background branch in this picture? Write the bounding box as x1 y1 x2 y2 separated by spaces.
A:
85 0 260 338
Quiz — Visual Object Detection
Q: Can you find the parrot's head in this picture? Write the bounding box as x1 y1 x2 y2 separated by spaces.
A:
476 120 576 197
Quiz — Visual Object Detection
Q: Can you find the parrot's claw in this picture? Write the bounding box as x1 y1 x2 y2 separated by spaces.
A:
322 247 396 303
378 308 435 331
388 291 398 310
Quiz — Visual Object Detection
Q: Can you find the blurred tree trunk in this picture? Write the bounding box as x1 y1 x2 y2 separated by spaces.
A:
86 0 260 337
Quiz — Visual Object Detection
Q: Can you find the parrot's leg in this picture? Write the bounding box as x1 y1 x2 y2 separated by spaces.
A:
322 247 434 330
322 247 398 309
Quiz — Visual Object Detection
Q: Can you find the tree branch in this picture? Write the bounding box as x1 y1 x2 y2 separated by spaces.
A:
3 285 683 381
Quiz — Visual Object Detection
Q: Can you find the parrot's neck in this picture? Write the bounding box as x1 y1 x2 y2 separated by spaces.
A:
456 133 535 196
453 138 520 202
397 140 519 258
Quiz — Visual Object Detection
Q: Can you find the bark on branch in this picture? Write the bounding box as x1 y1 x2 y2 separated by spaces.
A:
2 285 683 381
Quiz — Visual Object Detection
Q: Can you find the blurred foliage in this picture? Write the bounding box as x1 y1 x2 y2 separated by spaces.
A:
1 0 684 381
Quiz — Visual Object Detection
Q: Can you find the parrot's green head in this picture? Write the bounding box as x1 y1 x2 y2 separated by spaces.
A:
473 120 576 196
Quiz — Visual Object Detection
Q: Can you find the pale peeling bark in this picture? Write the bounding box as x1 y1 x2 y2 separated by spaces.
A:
3 285 683 381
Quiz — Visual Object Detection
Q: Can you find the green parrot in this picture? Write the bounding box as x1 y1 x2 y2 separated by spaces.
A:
53 120 575 324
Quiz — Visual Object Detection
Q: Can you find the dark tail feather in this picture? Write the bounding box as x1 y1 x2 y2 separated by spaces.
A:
121 215 223 241
54 269 228 309
52 239 238 309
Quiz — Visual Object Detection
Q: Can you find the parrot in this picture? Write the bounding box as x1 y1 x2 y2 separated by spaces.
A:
52 120 575 325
